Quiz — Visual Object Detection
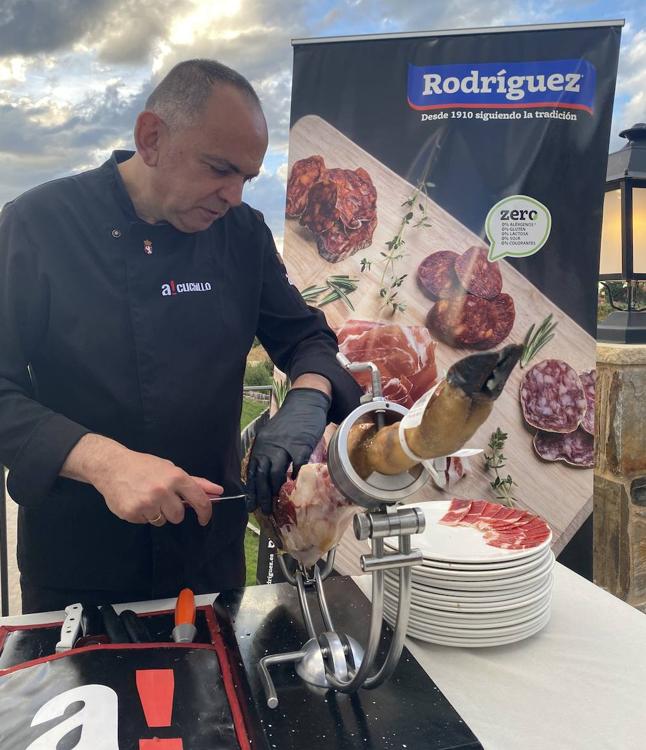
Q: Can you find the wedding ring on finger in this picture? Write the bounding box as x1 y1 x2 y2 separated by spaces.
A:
147 510 166 527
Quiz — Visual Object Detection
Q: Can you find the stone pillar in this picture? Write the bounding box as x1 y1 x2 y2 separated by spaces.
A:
595 344 646 609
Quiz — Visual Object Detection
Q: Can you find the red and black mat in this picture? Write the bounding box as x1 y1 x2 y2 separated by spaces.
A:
0 578 482 749
0 608 251 750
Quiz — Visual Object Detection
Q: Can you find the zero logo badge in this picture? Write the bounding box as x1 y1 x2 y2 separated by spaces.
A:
486 195 552 261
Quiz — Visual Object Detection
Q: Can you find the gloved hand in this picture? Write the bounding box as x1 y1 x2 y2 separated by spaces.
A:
246 387 331 514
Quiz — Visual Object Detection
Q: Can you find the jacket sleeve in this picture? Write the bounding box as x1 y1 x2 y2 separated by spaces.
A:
254 221 362 424
0 202 90 505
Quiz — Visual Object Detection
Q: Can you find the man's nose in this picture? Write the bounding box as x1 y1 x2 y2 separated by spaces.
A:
218 175 245 207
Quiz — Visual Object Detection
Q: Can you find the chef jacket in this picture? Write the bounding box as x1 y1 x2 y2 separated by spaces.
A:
0 150 362 595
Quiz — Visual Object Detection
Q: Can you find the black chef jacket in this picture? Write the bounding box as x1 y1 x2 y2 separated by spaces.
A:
0 150 362 596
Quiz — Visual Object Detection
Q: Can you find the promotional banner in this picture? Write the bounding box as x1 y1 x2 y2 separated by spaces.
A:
283 21 622 566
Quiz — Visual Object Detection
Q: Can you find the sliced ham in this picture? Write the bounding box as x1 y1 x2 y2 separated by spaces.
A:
255 440 360 567
439 498 551 551
337 319 438 407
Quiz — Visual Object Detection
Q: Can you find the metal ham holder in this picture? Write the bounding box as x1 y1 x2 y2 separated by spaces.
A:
258 353 429 709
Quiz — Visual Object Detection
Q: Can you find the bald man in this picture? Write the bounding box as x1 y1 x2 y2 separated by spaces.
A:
0 59 361 612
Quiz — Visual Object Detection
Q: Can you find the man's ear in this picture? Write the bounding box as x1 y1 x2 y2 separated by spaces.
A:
134 111 167 167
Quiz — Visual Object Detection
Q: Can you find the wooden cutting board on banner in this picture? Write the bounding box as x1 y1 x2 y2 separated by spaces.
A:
283 115 595 555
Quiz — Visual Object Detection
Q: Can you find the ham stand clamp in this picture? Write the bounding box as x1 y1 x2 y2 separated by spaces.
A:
258 354 428 709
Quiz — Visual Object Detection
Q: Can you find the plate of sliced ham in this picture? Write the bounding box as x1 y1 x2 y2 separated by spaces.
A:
387 499 552 563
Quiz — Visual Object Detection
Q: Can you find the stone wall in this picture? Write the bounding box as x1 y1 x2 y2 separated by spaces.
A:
595 344 646 609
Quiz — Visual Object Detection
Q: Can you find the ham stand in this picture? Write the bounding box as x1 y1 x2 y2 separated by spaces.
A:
258 355 428 708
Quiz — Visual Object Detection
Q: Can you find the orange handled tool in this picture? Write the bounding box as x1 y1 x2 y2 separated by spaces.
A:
171 588 197 643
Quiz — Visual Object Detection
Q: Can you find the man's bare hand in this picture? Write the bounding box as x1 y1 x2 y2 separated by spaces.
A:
61 434 223 526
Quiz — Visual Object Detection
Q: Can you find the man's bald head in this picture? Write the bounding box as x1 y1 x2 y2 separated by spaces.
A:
145 59 262 132
123 58 268 232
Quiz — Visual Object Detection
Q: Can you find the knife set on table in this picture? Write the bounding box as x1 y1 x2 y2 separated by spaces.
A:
0 590 251 750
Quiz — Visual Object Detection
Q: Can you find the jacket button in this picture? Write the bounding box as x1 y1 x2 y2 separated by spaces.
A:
111 229 121 238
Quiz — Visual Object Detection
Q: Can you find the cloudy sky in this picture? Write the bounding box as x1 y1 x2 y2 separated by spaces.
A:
0 0 644 246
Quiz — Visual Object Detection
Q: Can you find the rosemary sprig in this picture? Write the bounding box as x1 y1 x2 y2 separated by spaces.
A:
301 274 359 310
359 171 433 316
521 314 558 368
483 427 517 507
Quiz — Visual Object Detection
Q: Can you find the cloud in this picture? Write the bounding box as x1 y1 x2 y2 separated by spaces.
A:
96 0 194 65
0 0 113 56
608 25 646 150
0 78 144 203
243 161 288 238
0 0 643 218
377 0 516 33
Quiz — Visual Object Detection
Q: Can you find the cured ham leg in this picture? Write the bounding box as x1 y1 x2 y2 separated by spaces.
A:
254 440 360 568
252 346 521 567
348 344 522 477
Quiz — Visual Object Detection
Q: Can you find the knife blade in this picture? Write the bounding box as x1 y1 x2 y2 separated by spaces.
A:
181 493 247 504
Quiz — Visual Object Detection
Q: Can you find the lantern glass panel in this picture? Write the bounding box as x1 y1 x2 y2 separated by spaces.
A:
599 187 623 275
633 187 646 274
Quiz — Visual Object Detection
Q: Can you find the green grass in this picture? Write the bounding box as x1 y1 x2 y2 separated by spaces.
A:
240 397 266 585
240 397 268 429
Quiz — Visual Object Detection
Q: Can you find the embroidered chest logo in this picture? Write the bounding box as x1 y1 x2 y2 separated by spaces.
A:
143 239 153 255
161 280 213 296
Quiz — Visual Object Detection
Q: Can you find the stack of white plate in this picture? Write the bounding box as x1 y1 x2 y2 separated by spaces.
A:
382 500 554 648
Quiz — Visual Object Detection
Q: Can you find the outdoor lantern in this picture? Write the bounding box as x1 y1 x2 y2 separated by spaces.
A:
597 123 646 343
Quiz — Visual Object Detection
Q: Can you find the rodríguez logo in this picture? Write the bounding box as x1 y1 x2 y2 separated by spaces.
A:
408 59 596 114
161 279 213 296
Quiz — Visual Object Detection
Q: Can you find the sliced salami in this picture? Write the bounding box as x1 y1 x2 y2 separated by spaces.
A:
299 166 378 262
520 359 586 433
580 369 596 435
316 213 377 263
324 167 377 229
427 292 515 350
454 246 503 299
417 251 461 300
300 177 339 234
285 155 326 218
533 427 594 468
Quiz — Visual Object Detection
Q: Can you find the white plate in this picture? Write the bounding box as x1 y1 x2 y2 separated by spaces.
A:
385 580 552 609
414 548 552 580
388 544 550 571
385 609 551 647
386 539 550 571
408 552 555 590
386 501 552 563
385 574 553 609
387 553 555 592
383 595 551 630
383 586 552 623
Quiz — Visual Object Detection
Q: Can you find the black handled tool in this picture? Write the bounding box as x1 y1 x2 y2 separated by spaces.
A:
119 609 153 643
98 603 130 643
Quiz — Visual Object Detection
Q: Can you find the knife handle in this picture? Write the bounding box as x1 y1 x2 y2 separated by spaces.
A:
172 588 197 643
120 609 153 643
80 604 103 637
99 603 130 643
55 603 83 652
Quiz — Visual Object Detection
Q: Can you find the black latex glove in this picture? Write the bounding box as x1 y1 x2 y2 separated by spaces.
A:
246 387 331 514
